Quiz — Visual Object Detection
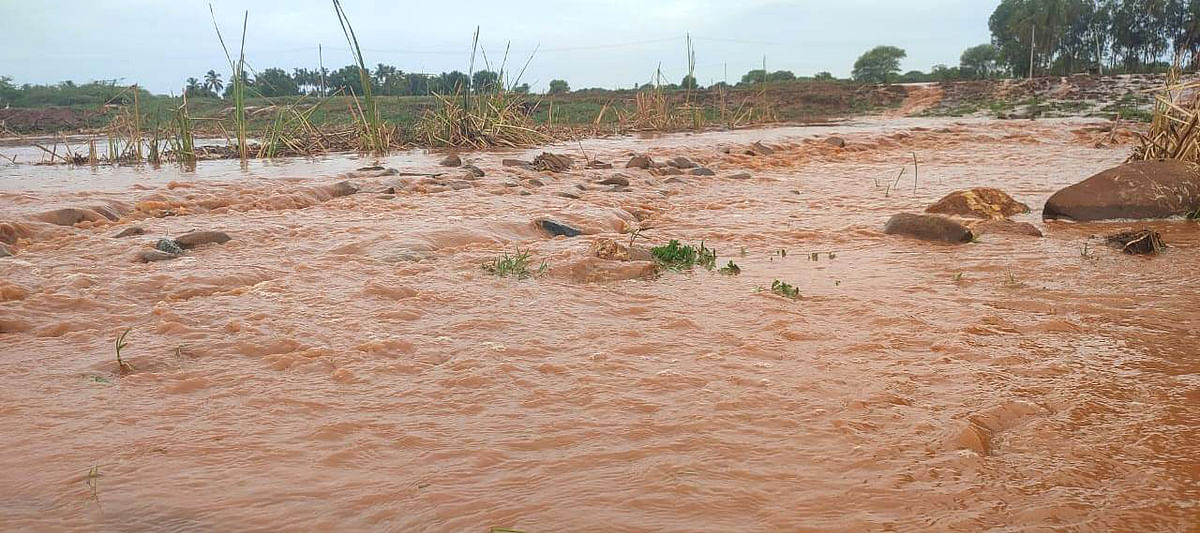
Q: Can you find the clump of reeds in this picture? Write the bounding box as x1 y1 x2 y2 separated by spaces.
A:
210 5 249 159
1129 62 1200 163
416 28 546 148
170 93 196 164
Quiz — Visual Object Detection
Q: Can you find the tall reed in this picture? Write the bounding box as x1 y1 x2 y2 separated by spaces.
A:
332 0 388 155
210 5 249 159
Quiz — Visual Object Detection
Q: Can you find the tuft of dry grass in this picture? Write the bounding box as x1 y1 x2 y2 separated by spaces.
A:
1129 64 1200 163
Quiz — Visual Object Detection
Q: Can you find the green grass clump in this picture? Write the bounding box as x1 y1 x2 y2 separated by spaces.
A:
651 240 717 271
770 280 800 299
483 248 546 279
718 260 741 276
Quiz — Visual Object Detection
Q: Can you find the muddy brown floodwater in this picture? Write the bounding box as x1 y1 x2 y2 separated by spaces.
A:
0 117 1197 531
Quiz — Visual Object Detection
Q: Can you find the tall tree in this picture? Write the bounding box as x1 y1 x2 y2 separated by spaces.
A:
960 44 1000 78
547 79 570 94
255 68 299 97
852 46 907 84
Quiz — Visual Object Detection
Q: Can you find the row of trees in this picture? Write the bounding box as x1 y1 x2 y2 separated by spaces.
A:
0 76 152 108
176 62 854 100
989 0 1200 77
182 64 546 99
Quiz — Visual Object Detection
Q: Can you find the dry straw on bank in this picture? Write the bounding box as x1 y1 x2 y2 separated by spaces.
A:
1129 67 1200 163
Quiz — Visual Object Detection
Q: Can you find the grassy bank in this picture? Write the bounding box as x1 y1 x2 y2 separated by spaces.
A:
0 81 904 142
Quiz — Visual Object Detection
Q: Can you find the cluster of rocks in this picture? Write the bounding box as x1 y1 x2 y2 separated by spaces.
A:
885 159 1200 255
623 153 748 180
885 188 1040 243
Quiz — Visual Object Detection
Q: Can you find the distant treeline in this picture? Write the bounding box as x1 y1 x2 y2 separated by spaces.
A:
987 0 1199 77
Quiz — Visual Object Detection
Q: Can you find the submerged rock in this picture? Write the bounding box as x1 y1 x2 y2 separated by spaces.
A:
560 257 659 283
883 213 974 243
537 219 582 237
533 152 574 172
1106 229 1165 254
626 155 653 169
113 226 146 238
502 159 532 168
327 180 360 198
726 172 753 180
137 249 181 263
0 243 11 258
824 136 847 148
175 231 232 249
591 238 653 262
0 221 33 245
927 188 1031 219
462 165 485 178
747 141 775 156
597 175 630 186
33 207 111 227
691 167 716 176
668 156 697 169
968 219 1043 237
587 160 613 170
439 154 463 167
1044 160 1200 221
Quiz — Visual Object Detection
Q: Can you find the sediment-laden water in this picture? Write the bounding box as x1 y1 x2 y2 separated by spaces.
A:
0 117 1196 531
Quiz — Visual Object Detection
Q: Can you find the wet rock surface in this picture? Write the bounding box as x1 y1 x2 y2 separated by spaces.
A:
926 188 1031 219
668 156 697 169
537 219 583 237
439 154 463 167
884 213 974 243
175 231 232 249
748 141 775 156
113 226 146 238
967 219 1043 237
1044 159 1200 221
137 248 181 263
533 153 574 172
597 175 630 186
626 155 653 169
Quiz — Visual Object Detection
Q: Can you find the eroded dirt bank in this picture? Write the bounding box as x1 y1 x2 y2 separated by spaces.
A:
0 117 1196 531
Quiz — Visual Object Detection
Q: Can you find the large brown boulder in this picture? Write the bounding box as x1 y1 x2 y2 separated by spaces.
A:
1043 160 1200 221
884 213 974 243
926 188 1030 219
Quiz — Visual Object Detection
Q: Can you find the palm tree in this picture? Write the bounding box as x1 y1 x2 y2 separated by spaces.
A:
203 70 224 96
185 77 201 96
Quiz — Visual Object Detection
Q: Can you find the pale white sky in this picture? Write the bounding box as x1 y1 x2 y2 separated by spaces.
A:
0 0 997 93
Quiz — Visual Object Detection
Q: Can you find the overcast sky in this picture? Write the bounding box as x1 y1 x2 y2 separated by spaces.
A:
1 0 997 93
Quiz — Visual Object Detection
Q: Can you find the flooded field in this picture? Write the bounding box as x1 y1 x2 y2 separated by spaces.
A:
0 117 1197 531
